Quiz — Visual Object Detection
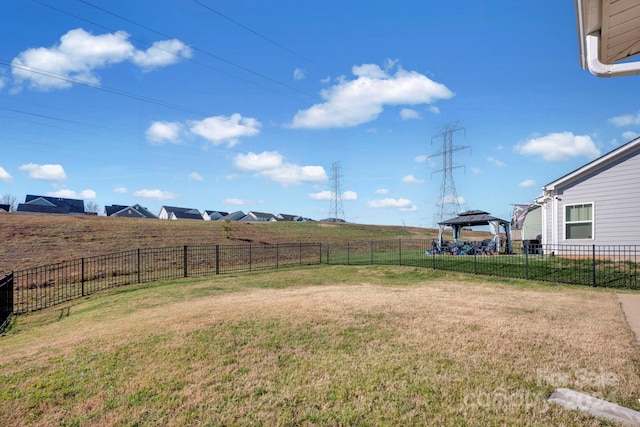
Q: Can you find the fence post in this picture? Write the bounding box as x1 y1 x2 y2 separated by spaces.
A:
592 244 597 287
474 247 477 275
81 257 85 296
183 245 188 278
347 242 350 265
370 241 374 265
399 239 402 266
249 245 253 271
137 248 141 284
299 243 302 266
525 244 529 280
276 244 279 269
215 245 220 275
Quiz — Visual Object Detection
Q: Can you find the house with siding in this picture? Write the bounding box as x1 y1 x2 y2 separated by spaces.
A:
510 204 542 242
203 210 228 221
276 213 300 222
241 211 276 222
0 204 10 213
105 204 157 218
218 211 246 221
535 137 640 246
16 194 85 215
158 206 203 220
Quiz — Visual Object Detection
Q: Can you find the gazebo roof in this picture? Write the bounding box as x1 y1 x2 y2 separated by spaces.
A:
438 210 509 227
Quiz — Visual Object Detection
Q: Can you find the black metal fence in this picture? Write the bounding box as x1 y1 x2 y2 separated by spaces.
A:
0 272 13 333
322 240 640 289
11 243 321 314
3 240 639 318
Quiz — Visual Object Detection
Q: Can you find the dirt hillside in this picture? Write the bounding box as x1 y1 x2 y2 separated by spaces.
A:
0 213 443 272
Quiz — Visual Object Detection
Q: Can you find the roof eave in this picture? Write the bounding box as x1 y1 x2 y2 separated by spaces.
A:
544 136 640 191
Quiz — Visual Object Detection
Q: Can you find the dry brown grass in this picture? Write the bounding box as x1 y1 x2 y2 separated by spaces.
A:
0 213 447 273
1 266 639 425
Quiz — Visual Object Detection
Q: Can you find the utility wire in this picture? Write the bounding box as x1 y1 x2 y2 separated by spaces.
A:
31 0 308 102
77 0 319 100
191 0 329 72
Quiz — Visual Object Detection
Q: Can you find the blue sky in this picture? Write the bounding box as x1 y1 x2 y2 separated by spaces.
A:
1 1 638 226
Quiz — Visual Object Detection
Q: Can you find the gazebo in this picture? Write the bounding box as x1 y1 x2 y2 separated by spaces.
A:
438 210 512 254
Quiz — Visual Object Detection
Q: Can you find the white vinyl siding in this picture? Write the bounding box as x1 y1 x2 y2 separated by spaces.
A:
565 203 593 240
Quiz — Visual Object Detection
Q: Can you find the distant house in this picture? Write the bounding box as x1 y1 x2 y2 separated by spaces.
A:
218 211 246 221
203 210 228 221
510 204 542 242
535 136 640 246
0 204 10 213
241 211 276 222
105 204 157 218
16 194 85 215
158 206 203 220
276 213 299 222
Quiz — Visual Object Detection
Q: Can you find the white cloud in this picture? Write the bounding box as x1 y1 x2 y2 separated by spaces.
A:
288 62 454 129
342 190 358 201
0 75 6 90
470 167 481 175
622 131 639 140
309 190 357 201
132 39 192 71
309 190 332 201
486 156 506 167
400 108 421 121
368 197 417 212
0 166 13 182
19 163 66 181
223 198 247 205
47 189 96 199
146 121 183 144
11 28 190 91
113 187 128 194
260 164 327 185
293 67 306 80
518 179 537 188
427 105 441 114
438 195 466 205
133 189 178 201
375 188 389 195
234 151 284 171
233 151 327 185
402 174 424 184
189 113 261 147
414 154 428 163
609 112 640 127
189 172 204 181
514 132 600 162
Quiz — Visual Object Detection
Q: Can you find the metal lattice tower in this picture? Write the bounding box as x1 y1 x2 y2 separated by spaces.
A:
328 162 345 221
427 122 470 226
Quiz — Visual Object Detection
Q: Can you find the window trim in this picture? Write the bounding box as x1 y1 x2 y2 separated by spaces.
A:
564 202 594 241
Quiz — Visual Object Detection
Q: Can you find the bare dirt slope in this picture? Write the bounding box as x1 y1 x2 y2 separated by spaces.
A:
0 213 444 272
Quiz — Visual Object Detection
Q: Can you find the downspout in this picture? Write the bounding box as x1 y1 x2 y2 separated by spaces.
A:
584 34 640 77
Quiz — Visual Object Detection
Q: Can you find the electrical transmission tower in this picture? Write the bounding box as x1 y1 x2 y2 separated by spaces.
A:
328 161 345 222
427 122 470 226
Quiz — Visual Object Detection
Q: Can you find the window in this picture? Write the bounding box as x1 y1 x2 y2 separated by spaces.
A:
565 203 593 239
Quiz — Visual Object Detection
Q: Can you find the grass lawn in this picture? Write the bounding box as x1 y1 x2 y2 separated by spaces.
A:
1 266 639 426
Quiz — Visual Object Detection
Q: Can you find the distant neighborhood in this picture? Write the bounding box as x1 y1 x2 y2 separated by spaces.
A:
0 194 316 223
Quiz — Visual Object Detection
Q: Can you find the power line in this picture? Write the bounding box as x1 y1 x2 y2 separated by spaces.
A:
427 122 470 226
31 0 310 103
77 0 318 100
191 0 329 72
328 161 345 222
